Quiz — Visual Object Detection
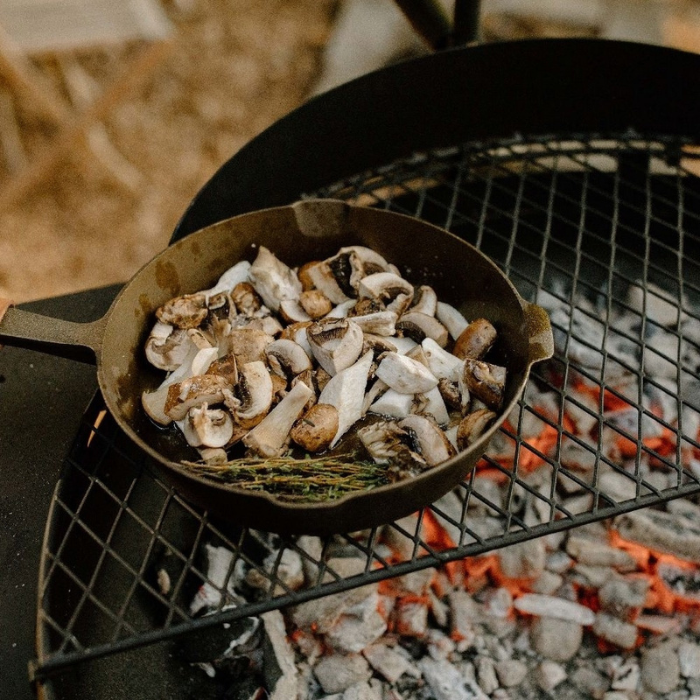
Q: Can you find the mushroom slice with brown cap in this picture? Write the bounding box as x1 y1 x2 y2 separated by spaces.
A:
265 339 312 379
206 354 238 385
398 415 456 467
305 259 353 305
231 360 274 429
453 319 498 360
358 272 414 314
436 301 470 340
243 380 314 457
338 245 391 277
307 317 363 376
279 299 312 324
357 421 425 480
457 408 497 450
299 289 333 319
290 403 339 453
231 282 263 316
410 285 438 317
164 374 232 421
462 358 507 410
396 312 449 348
145 322 195 371
375 352 438 394
179 404 234 448
318 350 374 447
362 334 397 358
248 246 302 312
438 378 462 412
142 343 206 425
156 293 208 330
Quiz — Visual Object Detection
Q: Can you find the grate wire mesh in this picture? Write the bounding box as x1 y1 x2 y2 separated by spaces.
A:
34 134 700 682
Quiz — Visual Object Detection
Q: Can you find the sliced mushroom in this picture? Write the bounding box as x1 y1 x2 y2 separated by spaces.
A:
453 319 498 360
297 261 319 291
318 350 374 447
462 358 507 410
279 299 312 324
422 337 464 381
187 327 215 350
375 352 438 394
413 386 450 426
348 310 397 336
290 403 339 453
248 246 302 311
165 374 232 421
243 380 314 457
398 415 456 467
292 369 318 410
156 293 208 330
180 404 234 448
438 378 462 411
362 334 397 358
142 344 204 425
358 272 414 314
338 245 391 277
305 260 353 305
223 328 275 366
265 339 312 379
230 360 274 428
206 353 238 384
396 311 448 348
436 301 470 340
307 318 364 376
357 420 424 480
456 408 497 450
203 260 251 301
145 322 195 371
405 344 430 367
299 289 333 319
369 388 414 419
411 285 438 316
314 366 332 393
231 282 263 316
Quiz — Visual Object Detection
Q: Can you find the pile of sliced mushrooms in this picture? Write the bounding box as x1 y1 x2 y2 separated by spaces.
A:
142 244 507 487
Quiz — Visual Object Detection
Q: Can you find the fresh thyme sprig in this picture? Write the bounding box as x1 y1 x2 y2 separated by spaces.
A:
181 454 389 502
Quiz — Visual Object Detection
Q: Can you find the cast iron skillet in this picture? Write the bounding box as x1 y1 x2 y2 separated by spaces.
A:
0 199 552 534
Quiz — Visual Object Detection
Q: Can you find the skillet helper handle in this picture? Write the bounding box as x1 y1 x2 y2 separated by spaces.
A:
522 301 554 365
0 297 105 365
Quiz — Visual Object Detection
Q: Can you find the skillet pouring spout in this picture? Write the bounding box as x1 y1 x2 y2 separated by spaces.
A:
0 200 553 534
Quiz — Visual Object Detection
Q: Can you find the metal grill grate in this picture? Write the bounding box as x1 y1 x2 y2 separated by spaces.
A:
34 134 700 684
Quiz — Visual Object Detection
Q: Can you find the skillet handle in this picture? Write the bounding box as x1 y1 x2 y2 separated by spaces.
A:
0 298 106 365
521 300 554 365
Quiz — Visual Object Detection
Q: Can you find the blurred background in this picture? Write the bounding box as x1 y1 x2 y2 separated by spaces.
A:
0 0 699 304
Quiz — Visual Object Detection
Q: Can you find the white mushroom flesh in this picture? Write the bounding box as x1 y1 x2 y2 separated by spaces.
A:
243 381 314 457
318 350 374 447
249 246 302 311
375 352 439 394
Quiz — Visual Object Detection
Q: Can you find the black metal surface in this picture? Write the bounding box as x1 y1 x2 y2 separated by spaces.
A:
174 40 700 240
35 134 700 697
